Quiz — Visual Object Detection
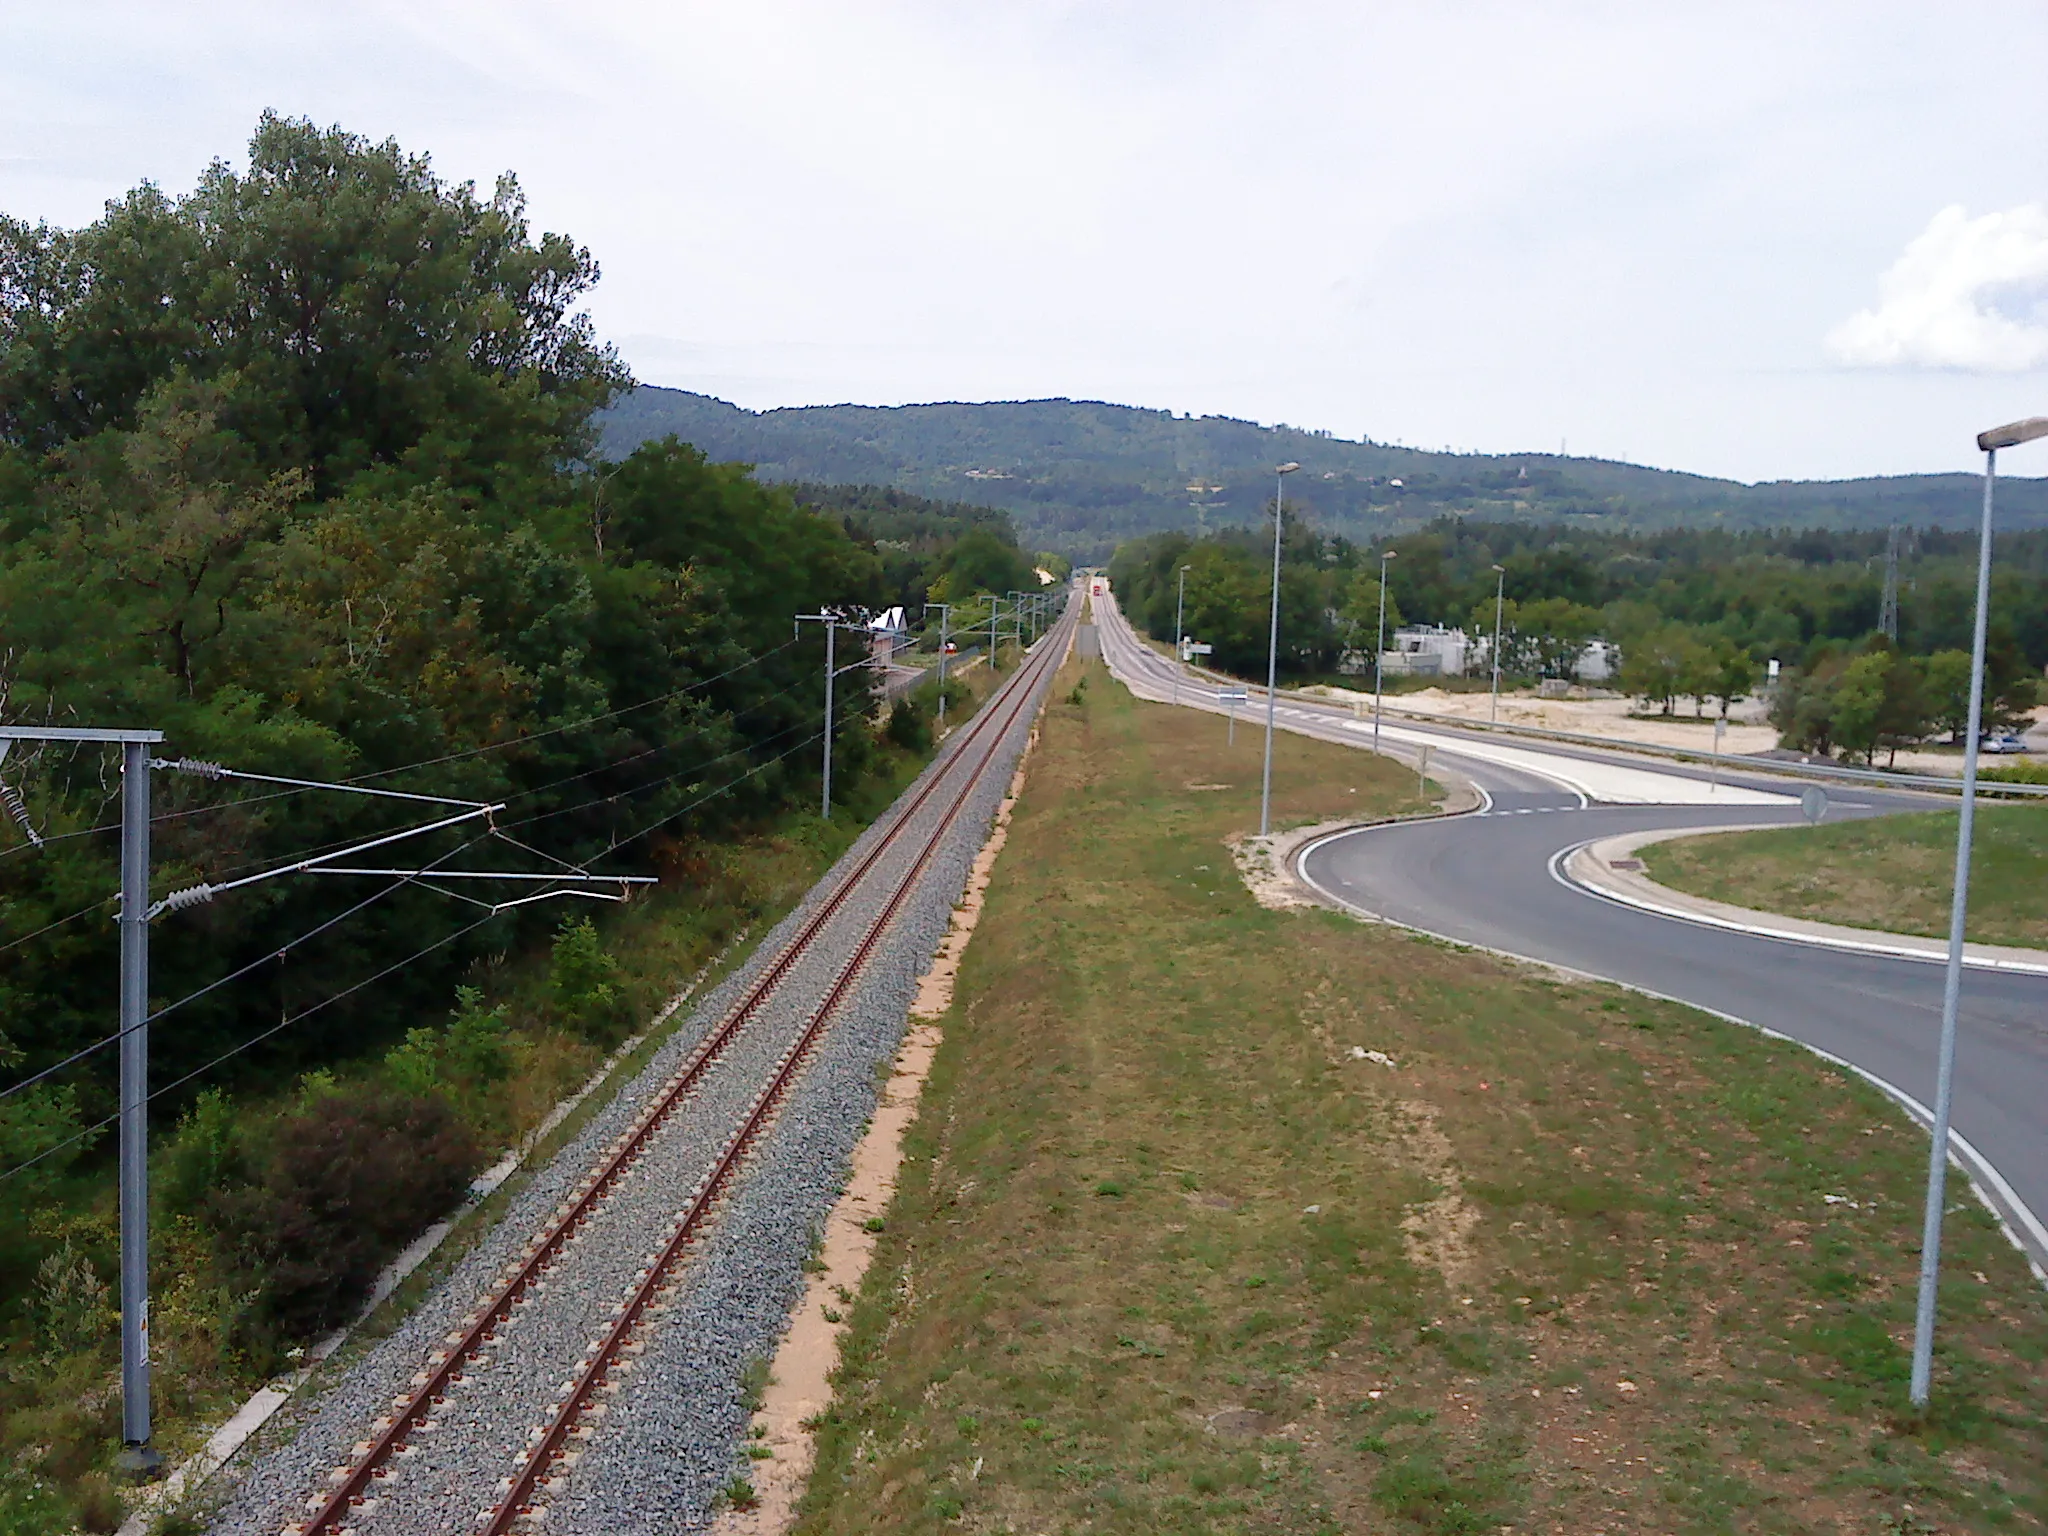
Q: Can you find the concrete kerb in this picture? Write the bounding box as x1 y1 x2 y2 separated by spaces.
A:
1287 823 2048 1286
1560 826 2048 977
1233 780 1485 914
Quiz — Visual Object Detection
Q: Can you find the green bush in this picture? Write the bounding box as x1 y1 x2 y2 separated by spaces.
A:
885 695 932 752
384 986 512 1125
211 1086 482 1346
548 917 631 1040
159 1087 241 1218
30 1245 113 1364
0 1458 77 1536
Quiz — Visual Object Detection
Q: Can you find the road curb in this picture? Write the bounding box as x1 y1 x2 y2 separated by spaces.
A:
1559 830 2048 977
1290 821 2048 1284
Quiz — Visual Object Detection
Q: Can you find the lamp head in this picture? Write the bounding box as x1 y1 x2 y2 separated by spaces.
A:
1492 563 1506 573
1276 461 1301 475
1979 417 2048 452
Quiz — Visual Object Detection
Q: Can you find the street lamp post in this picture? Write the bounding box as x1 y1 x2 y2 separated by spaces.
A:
1373 550 1397 752
1909 414 2048 1408
1258 463 1300 838
1173 563 1191 705
1490 563 1507 725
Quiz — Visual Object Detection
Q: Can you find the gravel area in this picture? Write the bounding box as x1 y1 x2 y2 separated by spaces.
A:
204 612 1067 1536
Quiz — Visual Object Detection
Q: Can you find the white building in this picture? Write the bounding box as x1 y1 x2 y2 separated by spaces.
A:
1384 624 1470 677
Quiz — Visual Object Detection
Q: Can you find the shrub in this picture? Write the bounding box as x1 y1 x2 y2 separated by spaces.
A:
159 1087 241 1218
885 696 931 752
384 986 512 1126
31 1244 113 1362
548 917 630 1039
212 1087 482 1345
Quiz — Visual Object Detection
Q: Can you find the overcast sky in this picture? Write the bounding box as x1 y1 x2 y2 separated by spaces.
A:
5 1 2045 483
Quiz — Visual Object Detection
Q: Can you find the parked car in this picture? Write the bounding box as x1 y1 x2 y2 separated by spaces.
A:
1979 731 2030 754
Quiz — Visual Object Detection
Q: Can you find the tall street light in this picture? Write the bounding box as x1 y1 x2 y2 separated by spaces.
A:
1372 549 1398 752
1909 413 2048 1408
1489 563 1507 725
1258 462 1301 837
1173 563 1191 706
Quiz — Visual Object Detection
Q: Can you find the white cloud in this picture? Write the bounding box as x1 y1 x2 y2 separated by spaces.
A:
1828 204 2048 371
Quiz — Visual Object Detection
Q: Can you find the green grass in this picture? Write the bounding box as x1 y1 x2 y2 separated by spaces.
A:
1644 804 2048 949
797 656 2048 1536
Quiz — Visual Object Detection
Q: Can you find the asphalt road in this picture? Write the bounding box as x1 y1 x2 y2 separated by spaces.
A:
1091 588 2048 1270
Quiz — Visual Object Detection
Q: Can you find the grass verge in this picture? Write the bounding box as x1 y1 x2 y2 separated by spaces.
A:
1644 806 2048 950
798 657 2048 1535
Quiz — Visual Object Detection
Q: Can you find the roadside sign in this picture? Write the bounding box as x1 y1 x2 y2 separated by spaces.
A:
1801 786 1828 825
1218 687 1248 745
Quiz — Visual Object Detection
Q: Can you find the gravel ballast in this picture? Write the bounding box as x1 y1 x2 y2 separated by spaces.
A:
204 612 1068 1536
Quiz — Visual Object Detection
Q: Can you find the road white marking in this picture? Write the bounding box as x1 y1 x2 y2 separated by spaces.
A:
1291 822 2048 1281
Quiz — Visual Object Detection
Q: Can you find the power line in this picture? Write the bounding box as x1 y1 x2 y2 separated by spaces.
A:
345 636 803 788
0 664 852 1172
0 894 117 957
584 725 828 857
493 715 822 838
0 907 502 1186
0 684 816 953
0 724 835 1185
0 635 806 859
0 838 487 1105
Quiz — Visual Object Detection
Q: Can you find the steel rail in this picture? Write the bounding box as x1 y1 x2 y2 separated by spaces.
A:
289 600 1069 1536
480 619 1067 1531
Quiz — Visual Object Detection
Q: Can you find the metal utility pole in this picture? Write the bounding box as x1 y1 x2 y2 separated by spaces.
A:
1007 591 1036 650
1259 463 1300 838
923 602 952 734
1173 564 1191 706
1910 413 2048 1408
984 595 1004 673
1879 525 1902 642
793 611 849 819
0 725 164 1473
1489 563 1507 725
1373 550 1397 752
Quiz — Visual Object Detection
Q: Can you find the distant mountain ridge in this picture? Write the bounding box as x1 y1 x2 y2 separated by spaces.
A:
599 387 2048 561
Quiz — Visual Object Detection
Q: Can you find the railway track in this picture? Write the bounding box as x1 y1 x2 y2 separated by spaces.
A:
262 599 1073 1536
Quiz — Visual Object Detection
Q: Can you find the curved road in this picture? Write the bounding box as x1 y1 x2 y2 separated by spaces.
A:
1092 590 2048 1270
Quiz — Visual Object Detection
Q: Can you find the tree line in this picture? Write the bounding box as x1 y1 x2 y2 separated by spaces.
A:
0 116 1037 1365
603 388 2048 563
1108 514 2048 742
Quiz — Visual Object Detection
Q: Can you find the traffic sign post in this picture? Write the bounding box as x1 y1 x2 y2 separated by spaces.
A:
1217 688 1249 745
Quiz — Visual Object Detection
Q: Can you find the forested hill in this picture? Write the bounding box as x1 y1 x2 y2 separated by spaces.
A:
601 386 2048 561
